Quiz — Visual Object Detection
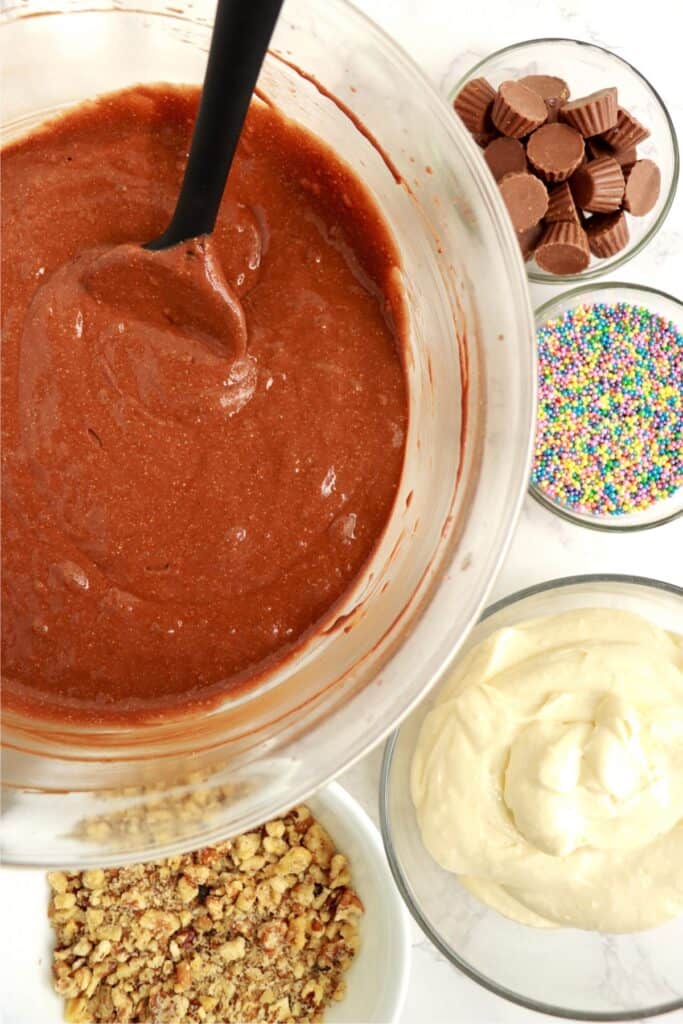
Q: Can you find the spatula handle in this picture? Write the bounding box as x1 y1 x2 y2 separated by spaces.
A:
147 0 284 251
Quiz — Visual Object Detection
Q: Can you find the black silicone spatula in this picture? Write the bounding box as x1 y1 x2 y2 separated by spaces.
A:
146 0 284 251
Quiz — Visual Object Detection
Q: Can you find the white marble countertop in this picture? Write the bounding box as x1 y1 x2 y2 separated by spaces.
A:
0 3 679 1023
341 1 682 1021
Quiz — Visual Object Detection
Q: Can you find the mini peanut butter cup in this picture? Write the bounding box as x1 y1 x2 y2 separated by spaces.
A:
545 181 580 225
484 136 527 181
499 171 549 230
518 74 570 122
517 222 544 261
623 158 661 215
454 77 497 134
602 106 650 149
560 87 618 137
586 210 630 257
526 123 584 182
491 80 548 138
570 155 625 212
535 221 590 274
473 130 499 148
587 137 638 166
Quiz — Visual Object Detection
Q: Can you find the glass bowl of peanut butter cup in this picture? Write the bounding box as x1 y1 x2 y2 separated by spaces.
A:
1 0 534 866
449 38 679 284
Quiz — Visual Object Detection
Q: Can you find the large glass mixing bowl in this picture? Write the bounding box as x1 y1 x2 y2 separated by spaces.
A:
1 0 534 866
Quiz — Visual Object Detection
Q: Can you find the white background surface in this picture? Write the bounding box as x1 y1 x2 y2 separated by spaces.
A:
1 1 681 1023
341 1 682 1021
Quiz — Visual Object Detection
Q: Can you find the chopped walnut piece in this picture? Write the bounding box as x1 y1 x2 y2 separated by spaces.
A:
234 832 261 861
276 846 312 876
335 889 365 921
177 876 199 904
82 869 105 890
217 936 246 961
174 961 192 991
263 836 288 857
53 892 77 910
48 871 69 894
329 854 351 889
304 823 336 869
48 806 363 1023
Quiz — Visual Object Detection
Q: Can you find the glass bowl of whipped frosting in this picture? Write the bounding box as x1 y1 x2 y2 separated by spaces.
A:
380 574 683 1019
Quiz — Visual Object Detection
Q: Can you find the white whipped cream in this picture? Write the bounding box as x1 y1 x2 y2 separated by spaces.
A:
411 608 683 932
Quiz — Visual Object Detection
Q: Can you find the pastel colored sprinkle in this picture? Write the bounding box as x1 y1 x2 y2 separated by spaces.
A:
531 301 682 517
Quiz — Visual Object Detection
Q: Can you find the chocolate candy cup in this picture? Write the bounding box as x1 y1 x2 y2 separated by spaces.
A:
570 155 625 212
454 77 497 134
491 80 547 139
517 222 544 261
535 221 590 274
545 181 580 225
623 158 661 216
484 137 527 181
603 106 650 149
473 130 499 148
499 171 549 231
587 137 638 167
560 87 618 137
526 123 584 182
518 74 570 123
586 210 630 257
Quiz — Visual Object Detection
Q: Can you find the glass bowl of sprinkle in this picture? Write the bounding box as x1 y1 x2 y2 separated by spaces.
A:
530 282 683 530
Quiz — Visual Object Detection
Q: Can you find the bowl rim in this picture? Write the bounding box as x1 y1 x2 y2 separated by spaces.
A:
447 36 680 285
528 281 683 532
309 782 412 1024
379 572 683 1022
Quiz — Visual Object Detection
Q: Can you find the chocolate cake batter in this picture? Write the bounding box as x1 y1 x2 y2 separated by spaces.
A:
1 86 407 723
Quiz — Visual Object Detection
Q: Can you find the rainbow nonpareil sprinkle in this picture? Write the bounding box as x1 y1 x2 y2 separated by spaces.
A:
532 301 682 517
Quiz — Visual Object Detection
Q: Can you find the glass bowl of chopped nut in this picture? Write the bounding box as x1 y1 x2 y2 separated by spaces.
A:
0 784 411 1024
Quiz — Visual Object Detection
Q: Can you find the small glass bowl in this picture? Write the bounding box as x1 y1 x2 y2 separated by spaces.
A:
530 282 683 531
380 574 683 1021
448 38 679 284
